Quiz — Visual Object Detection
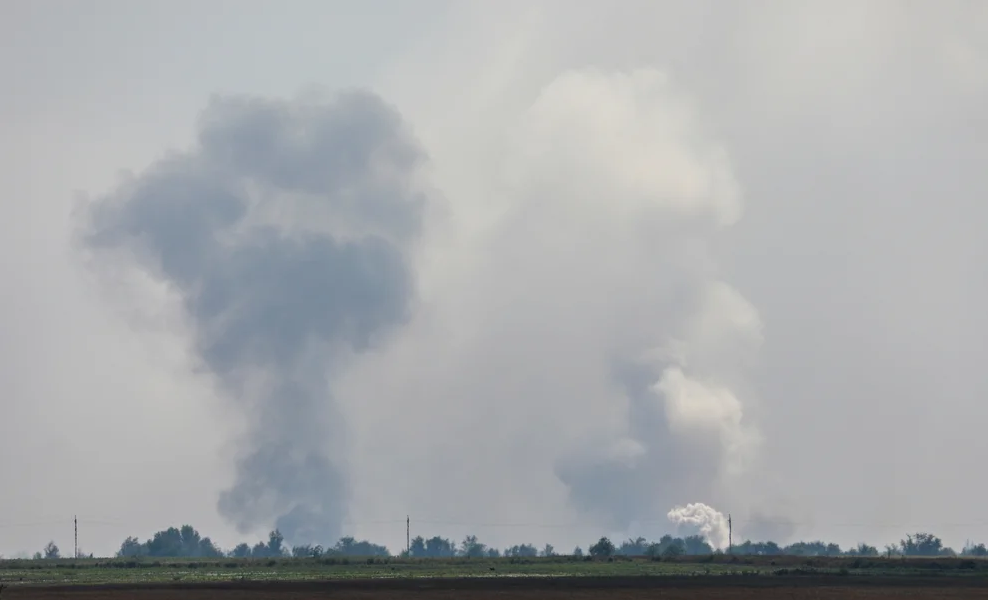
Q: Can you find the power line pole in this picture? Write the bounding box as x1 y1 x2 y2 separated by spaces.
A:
728 514 732 554
406 515 410 557
74 515 78 559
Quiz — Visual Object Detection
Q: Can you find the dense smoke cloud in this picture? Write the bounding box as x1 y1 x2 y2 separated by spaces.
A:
77 68 762 551
5 0 988 558
506 68 762 530
79 90 429 545
667 503 730 549
330 67 765 549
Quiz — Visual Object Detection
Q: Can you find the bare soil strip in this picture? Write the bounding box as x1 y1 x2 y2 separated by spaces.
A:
5 576 988 599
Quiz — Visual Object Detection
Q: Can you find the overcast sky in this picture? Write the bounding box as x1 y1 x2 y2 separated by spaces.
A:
2 0 987 558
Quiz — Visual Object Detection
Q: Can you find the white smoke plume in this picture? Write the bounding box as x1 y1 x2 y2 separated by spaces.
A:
523 69 761 532
340 67 765 549
667 502 731 550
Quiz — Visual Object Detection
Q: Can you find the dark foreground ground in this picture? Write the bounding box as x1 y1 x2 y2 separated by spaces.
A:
6 576 988 600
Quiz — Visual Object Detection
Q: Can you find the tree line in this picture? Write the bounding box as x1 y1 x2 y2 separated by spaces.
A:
23 527 988 560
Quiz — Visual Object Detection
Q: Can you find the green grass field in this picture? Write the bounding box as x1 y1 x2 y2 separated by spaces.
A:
1 555 986 586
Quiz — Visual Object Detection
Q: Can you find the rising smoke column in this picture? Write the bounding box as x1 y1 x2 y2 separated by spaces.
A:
489 68 763 536
315 68 765 550
79 90 429 545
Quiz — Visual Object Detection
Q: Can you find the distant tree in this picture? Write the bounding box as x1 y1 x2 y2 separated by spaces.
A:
251 542 269 557
332 536 389 557
230 543 251 558
646 535 678 557
541 544 556 557
733 540 781 556
460 535 487 558
335 536 357 555
409 536 427 557
424 536 456 558
784 541 841 556
783 541 814 556
900 533 943 557
136 525 222 557
617 537 649 556
43 541 60 560
292 544 324 558
266 530 286 557
32 552 42 560
504 544 538 558
846 543 879 557
572 546 584 557
681 535 713 555
179 525 201 556
117 536 148 558
146 528 183 557
486 548 501 558
589 537 615 558
662 538 686 557
962 543 988 557
199 537 223 558
240 530 288 558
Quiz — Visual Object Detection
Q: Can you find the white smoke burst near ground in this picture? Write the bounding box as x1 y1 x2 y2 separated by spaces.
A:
667 503 731 550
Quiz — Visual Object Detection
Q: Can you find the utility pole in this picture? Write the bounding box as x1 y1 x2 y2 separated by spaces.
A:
406 516 410 556
74 515 78 559
728 514 732 554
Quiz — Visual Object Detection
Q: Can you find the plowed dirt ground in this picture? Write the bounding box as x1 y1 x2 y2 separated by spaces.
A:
5 576 988 599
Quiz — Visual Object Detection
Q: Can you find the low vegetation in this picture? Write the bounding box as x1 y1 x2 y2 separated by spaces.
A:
100 525 988 560
3 524 985 588
1 552 987 587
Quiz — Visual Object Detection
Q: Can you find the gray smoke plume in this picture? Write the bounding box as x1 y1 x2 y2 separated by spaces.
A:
79 89 428 545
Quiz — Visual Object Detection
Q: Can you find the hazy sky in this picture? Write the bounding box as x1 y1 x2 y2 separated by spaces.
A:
2 0 987 557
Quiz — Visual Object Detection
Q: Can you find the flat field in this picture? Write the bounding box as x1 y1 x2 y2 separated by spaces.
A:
2 556 987 599
4 576 988 600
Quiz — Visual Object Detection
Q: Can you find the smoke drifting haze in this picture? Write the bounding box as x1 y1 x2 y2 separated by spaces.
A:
331 67 770 550
4 1 987 557
78 69 761 549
